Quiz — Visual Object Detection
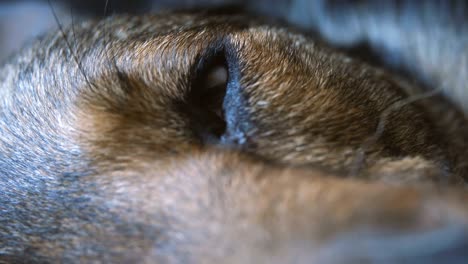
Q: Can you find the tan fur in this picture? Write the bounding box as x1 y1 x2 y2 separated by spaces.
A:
1 12 468 263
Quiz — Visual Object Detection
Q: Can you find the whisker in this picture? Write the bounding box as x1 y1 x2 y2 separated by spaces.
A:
47 0 96 91
101 0 129 92
348 88 441 177
70 7 77 56
104 0 110 16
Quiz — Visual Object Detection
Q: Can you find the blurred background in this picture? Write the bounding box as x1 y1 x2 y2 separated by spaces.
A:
0 0 466 66
0 0 258 62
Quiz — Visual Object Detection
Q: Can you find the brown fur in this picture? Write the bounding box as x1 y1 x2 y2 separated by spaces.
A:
1 11 468 263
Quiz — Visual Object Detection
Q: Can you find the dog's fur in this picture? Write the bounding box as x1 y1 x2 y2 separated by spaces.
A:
1 2 468 263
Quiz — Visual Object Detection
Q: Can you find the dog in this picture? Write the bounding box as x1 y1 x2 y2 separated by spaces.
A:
1 2 468 263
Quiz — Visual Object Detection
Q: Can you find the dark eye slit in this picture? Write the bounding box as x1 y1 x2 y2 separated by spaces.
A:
185 47 229 144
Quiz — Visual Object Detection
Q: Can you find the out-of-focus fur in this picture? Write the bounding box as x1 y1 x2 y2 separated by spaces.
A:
1 1 468 263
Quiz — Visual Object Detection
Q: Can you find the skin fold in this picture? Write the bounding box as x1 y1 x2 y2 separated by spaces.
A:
1 5 468 264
